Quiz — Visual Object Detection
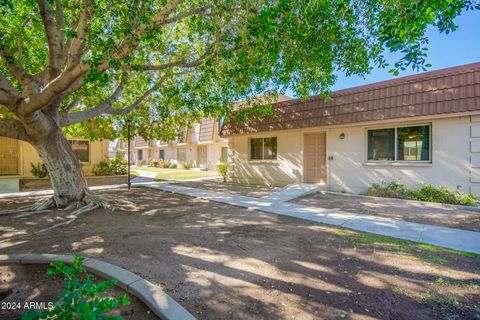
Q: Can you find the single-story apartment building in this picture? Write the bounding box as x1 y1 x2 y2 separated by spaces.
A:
220 62 480 195
0 137 108 193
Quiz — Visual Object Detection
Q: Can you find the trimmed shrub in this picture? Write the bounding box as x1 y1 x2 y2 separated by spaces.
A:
414 184 477 206
30 162 48 178
110 157 128 175
149 159 160 167
216 162 228 182
92 160 111 176
367 180 478 206
169 163 177 169
136 159 146 167
181 161 192 170
367 180 411 199
162 160 171 168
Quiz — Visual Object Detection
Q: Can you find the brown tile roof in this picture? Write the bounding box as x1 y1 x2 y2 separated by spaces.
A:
221 62 480 136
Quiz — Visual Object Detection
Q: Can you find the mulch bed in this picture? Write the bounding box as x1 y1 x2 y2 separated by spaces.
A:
0 264 157 320
292 192 480 232
0 187 479 320
173 179 279 198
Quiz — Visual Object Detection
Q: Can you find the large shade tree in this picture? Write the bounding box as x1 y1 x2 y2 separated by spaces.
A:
0 0 478 212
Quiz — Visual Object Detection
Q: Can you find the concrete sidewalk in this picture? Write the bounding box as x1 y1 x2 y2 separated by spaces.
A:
262 183 325 202
148 184 480 255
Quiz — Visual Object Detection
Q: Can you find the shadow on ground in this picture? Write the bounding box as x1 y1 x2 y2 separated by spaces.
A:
0 187 479 320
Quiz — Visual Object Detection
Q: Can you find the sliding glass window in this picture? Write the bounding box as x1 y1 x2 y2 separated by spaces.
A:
367 125 430 162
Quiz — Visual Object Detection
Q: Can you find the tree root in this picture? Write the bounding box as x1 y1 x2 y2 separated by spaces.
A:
1 191 117 235
14 210 54 219
0 198 56 216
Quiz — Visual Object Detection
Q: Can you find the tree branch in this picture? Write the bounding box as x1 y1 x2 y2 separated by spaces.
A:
0 48 40 96
63 96 81 112
66 0 91 70
107 86 154 116
99 0 182 70
159 6 211 26
0 119 29 141
37 0 63 81
60 73 129 126
54 0 65 47
17 64 89 116
0 73 22 110
139 56 204 71
137 35 220 71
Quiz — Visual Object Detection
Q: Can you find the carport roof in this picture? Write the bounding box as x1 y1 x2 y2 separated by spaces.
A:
220 62 480 136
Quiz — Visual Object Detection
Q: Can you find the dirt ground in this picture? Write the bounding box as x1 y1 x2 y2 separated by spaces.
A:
0 187 479 320
174 179 279 198
292 192 480 232
0 264 156 320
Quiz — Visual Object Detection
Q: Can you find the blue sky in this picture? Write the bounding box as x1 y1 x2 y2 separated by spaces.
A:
288 9 480 97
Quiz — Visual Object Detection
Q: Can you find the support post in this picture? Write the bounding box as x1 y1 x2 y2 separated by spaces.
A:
127 119 131 190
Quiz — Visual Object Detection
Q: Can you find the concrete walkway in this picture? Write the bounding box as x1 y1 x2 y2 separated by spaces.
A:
131 170 157 183
147 184 480 254
262 183 325 202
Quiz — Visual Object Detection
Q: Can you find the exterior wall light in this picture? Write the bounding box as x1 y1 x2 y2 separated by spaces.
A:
339 132 346 140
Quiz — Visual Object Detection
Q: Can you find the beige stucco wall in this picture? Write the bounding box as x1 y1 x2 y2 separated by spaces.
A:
228 114 477 194
19 139 108 178
229 131 303 186
205 142 228 170
327 116 471 194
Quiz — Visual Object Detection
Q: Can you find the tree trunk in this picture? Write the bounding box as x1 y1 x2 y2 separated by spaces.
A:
31 127 89 207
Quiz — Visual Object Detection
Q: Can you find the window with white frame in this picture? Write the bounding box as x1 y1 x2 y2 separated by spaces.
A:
250 137 277 160
367 124 431 162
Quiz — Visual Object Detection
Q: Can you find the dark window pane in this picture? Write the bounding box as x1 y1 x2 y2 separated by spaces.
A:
250 138 263 160
263 137 277 160
397 125 430 161
159 150 165 160
70 140 90 162
367 129 395 161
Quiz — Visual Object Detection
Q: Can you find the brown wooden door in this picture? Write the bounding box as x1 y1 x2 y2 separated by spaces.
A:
303 133 326 183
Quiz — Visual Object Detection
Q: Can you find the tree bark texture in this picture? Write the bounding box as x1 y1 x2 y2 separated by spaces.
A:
31 127 89 207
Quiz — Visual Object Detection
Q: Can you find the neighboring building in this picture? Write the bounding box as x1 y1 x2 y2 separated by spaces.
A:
109 140 125 159
0 137 108 192
221 62 480 195
131 118 228 170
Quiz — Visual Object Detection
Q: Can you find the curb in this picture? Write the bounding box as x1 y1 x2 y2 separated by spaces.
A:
0 254 196 320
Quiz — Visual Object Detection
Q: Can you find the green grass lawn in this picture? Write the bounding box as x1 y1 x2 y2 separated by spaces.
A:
131 166 219 181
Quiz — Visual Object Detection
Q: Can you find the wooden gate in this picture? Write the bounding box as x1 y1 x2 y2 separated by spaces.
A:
0 137 19 176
